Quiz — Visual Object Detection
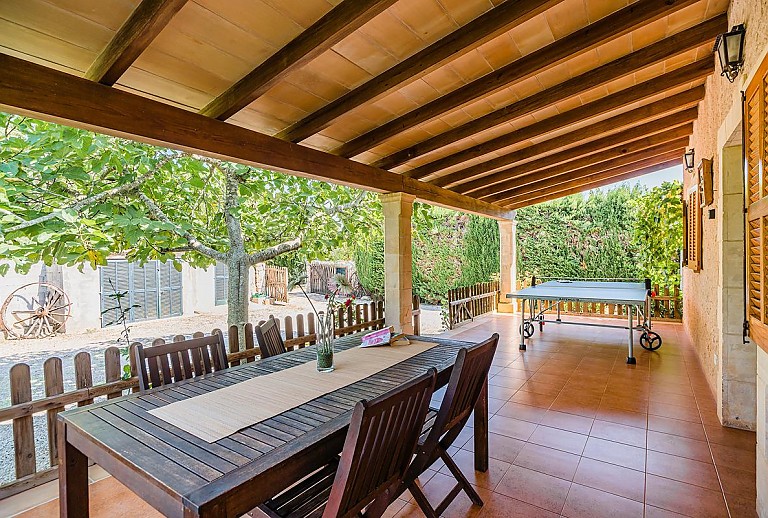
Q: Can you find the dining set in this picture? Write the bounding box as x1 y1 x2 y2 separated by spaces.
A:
57 317 498 517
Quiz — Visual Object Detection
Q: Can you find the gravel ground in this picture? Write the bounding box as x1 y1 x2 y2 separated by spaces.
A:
0 290 443 484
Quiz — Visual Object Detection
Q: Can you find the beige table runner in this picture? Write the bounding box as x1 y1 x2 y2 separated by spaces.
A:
149 341 438 442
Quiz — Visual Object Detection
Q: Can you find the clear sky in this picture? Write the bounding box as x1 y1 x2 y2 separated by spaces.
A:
596 164 682 191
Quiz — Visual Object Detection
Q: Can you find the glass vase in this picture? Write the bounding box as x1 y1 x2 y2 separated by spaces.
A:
316 314 335 372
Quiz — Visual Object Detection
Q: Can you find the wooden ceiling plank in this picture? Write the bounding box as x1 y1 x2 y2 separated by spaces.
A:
488 144 686 203
199 0 399 121
505 158 681 209
85 0 189 85
452 107 698 197
277 0 562 142
376 14 725 170
438 89 704 190
471 126 692 199
334 0 700 159
0 53 512 220
408 58 712 180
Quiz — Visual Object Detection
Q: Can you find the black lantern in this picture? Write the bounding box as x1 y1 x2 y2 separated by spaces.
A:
683 149 695 172
714 24 746 83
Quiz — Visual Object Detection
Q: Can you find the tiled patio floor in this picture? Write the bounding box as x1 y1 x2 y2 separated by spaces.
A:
8 314 757 517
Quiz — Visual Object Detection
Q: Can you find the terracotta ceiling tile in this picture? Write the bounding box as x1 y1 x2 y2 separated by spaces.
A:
603 73 637 94
565 49 601 77
530 105 562 122
704 0 729 17
460 98 497 119
439 109 474 128
509 12 555 56
230 108 288 136
196 0 303 49
667 1 708 35
437 0 496 26
389 0 458 44
301 133 345 153
261 0 336 28
663 48 699 70
595 34 633 65
132 49 231 96
631 18 668 50
633 61 666 83
421 66 466 95
535 62 572 89
396 78 441 105
449 49 495 82
332 31 399 76
477 32 522 69
247 93 310 122
281 66 349 103
356 11 425 61
485 87 520 109
578 84 610 104
554 96 584 113
545 0 590 39
584 0 629 24
303 51 372 90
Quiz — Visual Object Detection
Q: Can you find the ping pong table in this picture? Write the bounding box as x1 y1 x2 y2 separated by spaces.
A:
506 279 662 364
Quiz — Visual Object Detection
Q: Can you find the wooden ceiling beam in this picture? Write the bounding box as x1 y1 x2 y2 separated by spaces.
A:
334 0 700 159
468 123 693 199
277 0 561 142
376 14 725 171
0 54 513 221
505 159 681 209
199 0 398 120
85 0 188 85
438 90 703 190
455 108 697 195
489 144 686 204
409 59 712 180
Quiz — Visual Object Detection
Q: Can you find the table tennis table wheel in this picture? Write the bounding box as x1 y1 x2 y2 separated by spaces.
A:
520 321 535 338
640 331 662 351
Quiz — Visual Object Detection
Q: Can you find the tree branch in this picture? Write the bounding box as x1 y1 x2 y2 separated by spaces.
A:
5 172 153 233
247 236 303 265
138 192 227 261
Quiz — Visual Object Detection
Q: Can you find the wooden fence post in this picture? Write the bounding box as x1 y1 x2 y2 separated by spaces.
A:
43 357 64 467
104 347 123 400
10 364 35 478
74 352 93 407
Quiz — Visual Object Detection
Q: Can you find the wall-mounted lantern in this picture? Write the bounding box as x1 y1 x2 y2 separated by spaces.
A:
714 24 746 83
683 149 695 172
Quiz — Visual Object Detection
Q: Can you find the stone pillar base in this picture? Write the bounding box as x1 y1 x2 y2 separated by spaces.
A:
497 301 516 314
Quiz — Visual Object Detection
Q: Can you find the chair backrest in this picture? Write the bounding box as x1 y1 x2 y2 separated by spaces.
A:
428 334 498 446
133 331 229 391
324 368 437 518
254 317 287 358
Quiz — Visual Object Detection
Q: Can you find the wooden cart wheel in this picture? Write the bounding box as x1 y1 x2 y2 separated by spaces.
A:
0 282 72 339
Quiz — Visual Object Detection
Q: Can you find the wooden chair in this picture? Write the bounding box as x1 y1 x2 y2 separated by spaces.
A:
260 368 438 518
404 334 499 517
133 331 229 391
254 317 287 358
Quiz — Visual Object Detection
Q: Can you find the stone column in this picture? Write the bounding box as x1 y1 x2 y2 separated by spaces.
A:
381 192 415 333
497 218 517 313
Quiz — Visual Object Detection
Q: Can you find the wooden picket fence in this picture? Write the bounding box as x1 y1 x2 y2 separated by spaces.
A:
264 265 288 303
0 299 424 499
447 281 499 329
513 278 682 322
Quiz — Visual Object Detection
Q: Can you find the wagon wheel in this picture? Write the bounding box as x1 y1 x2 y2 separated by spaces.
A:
0 282 72 339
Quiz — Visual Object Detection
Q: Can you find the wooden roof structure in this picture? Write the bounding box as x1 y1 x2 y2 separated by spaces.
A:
0 0 727 219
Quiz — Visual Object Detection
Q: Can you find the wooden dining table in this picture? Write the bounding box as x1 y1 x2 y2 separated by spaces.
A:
57 333 490 517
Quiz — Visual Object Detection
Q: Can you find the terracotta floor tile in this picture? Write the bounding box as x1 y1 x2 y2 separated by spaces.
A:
438 449 510 491
410 472 489 518
582 437 646 471
496 401 548 424
488 384 520 401
528 425 587 455
495 465 571 514
518 380 563 396
600 394 648 414
645 450 720 491
643 504 688 517
724 493 760 518
646 430 713 463
572 457 645 502
462 431 525 464
476 492 559 518
539 410 594 435
512 442 581 481
488 415 538 441
704 424 756 451
489 375 527 390
717 464 757 500
648 401 702 423
589 419 646 448
648 392 697 408
645 474 729 518
594 406 648 429
495 368 534 381
561 483 644 518
509 390 557 409
647 415 706 441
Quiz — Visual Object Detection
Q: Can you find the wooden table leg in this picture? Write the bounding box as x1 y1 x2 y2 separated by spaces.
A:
473 376 489 472
58 420 89 517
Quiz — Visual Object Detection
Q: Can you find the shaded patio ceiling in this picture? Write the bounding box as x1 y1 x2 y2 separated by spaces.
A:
0 0 727 217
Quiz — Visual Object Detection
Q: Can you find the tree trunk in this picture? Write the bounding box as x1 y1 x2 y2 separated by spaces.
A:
227 256 249 349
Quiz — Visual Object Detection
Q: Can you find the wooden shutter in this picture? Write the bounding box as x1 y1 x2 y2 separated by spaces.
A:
685 186 702 272
745 55 768 350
